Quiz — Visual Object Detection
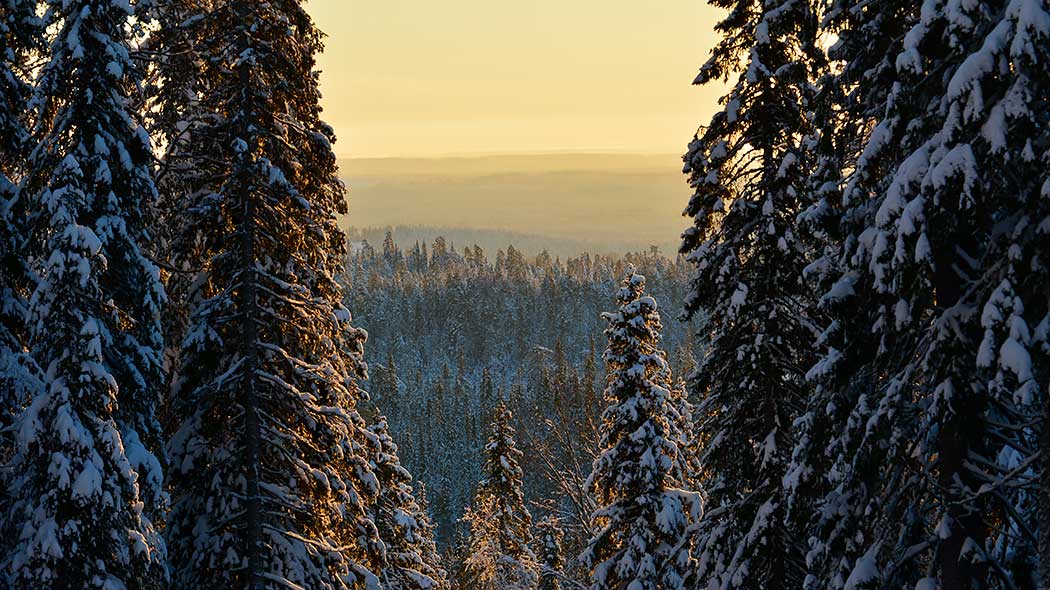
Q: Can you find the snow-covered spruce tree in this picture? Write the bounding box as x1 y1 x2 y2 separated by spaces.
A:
680 0 821 588
793 1 1050 589
964 3 1050 586
782 2 921 589
413 483 446 581
161 1 384 589
142 0 211 151
4 0 169 588
581 270 699 590
0 0 42 505
536 515 564 590
368 417 448 590
464 402 538 590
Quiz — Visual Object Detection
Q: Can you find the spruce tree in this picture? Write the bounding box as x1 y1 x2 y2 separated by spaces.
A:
536 515 565 590
159 1 384 588
965 3 1049 586
414 483 445 579
781 1 921 588
4 0 169 588
681 0 821 587
143 0 223 365
844 1 1045 587
464 402 538 590
791 1 1048 589
368 417 448 590
781 2 919 588
581 270 699 590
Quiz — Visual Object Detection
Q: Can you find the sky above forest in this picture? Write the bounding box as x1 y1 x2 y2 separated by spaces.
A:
307 0 726 159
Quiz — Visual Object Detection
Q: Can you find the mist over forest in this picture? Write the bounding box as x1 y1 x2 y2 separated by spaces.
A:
338 153 687 257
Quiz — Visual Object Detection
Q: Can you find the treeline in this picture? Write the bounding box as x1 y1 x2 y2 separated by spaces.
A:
346 225 645 259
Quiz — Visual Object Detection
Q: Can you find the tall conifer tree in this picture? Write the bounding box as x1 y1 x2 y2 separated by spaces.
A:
464 403 538 590
782 3 920 589
681 0 822 587
4 0 169 588
536 516 564 590
790 0 1048 588
159 1 384 588
582 270 699 590
369 417 448 590
824 1 1045 587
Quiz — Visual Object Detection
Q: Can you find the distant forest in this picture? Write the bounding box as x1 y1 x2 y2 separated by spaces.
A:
344 232 698 553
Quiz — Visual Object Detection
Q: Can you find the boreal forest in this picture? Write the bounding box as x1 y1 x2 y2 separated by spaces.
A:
0 1 1047 590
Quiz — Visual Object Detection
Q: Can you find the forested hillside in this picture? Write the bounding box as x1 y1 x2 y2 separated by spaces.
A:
343 234 698 550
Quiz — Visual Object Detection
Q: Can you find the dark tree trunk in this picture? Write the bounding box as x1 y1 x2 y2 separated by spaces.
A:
934 243 986 590
234 2 262 587
938 421 984 590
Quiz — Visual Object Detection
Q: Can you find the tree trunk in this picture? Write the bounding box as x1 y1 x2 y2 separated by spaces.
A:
933 231 986 590
939 424 970 590
234 2 262 588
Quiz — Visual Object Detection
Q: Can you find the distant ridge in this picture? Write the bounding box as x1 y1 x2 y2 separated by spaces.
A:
338 152 683 177
337 152 689 257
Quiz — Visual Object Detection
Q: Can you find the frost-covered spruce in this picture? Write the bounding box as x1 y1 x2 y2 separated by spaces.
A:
680 0 821 588
160 2 385 589
4 0 168 588
536 515 564 590
464 403 538 590
782 2 920 589
964 2 1050 586
0 0 42 521
667 378 699 491
581 270 699 590
792 1 1050 589
368 417 448 590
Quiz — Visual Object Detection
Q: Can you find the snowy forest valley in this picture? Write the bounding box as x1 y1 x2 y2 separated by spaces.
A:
0 1 1048 590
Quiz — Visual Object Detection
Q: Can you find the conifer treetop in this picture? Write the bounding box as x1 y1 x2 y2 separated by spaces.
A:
583 269 699 590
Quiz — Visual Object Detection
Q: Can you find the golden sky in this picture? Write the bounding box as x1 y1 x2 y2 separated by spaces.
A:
306 0 726 158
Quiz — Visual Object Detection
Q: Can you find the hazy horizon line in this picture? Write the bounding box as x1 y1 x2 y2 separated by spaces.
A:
335 148 684 160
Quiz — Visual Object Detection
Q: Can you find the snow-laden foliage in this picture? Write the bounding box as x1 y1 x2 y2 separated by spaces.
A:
368 417 449 590
581 270 700 590
787 0 1050 588
536 515 565 590
0 0 43 534
680 0 822 588
3 1 169 588
782 2 921 589
155 1 385 589
464 403 539 590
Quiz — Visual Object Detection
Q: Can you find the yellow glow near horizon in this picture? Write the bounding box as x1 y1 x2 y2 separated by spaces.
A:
307 0 726 159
